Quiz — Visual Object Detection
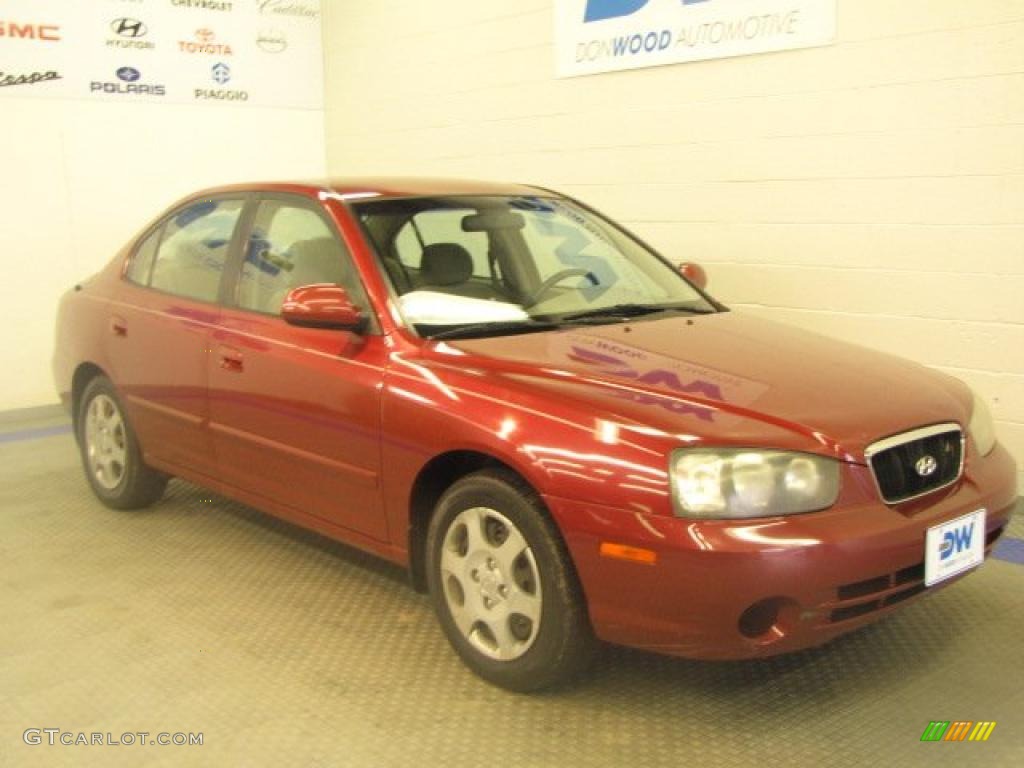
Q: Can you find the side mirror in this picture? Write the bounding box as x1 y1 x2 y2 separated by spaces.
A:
678 262 708 290
281 284 366 332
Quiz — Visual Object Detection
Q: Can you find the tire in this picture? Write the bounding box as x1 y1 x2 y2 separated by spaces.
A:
426 469 596 692
77 376 167 510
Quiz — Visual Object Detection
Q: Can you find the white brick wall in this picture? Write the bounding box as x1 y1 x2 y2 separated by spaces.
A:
323 0 1024 486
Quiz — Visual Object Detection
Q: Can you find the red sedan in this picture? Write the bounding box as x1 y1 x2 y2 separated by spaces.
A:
53 179 1018 691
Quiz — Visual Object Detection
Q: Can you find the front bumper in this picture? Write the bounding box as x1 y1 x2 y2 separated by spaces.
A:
546 443 1017 659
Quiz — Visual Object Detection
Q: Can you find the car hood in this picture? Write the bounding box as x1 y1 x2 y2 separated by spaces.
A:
429 311 971 462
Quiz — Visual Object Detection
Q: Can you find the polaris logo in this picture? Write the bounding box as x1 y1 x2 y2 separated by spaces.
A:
91 68 166 96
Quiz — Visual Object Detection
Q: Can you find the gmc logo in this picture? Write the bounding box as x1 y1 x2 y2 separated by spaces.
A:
584 0 710 23
0 21 61 41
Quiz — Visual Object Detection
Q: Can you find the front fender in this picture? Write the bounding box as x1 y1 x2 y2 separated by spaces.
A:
378 361 674 553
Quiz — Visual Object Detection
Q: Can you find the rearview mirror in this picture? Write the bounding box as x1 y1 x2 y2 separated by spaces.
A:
678 262 708 290
462 211 526 232
281 284 366 332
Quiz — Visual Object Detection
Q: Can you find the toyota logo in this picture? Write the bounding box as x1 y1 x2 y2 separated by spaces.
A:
111 18 147 38
915 455 938 478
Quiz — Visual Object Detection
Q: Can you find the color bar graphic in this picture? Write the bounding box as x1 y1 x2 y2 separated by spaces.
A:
921 721 996 742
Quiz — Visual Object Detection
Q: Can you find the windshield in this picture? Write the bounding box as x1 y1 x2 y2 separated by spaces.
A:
354 195 717 338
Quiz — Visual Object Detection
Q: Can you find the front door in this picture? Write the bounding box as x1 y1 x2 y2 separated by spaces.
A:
207 195 388 540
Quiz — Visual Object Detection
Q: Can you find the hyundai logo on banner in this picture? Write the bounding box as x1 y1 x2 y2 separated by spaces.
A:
556 0 836 78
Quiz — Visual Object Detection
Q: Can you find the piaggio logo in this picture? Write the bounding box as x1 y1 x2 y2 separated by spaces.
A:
0 21 61 41
211 62 231 85
584 0 710 23
940 521 975 561
195 63 248 102
921 721 996 742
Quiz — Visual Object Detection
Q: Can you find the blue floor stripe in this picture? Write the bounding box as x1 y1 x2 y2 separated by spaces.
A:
993 537 1024 566
0 424 73 444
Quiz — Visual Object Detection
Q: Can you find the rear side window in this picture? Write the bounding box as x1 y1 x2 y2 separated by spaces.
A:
126 228 161 285
149 199 244 303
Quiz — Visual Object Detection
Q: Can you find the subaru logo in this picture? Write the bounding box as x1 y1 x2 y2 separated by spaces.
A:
211 62 231 85
915 455 938 478
111 18 147 38
116 67 141 83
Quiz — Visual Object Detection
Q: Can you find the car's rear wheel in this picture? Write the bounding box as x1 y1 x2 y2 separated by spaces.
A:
426 469 595 691
78 376 167 509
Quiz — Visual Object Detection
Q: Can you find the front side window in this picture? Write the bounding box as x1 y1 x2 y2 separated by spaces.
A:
150 199 244 303
355 195 716 338
236 199 367 316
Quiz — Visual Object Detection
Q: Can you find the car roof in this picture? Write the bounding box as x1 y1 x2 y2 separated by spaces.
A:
192 177 554 201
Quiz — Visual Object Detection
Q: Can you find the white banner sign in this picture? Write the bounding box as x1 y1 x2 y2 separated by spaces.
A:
556 0 835 78
0 0 323 109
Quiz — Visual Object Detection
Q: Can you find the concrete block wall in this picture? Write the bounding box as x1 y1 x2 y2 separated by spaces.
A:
323 0 1024 485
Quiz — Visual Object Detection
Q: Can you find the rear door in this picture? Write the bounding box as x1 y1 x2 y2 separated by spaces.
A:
110 196 246 475
207 194 389 540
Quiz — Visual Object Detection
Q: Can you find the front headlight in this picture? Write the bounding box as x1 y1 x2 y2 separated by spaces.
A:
670 449 840 519
968 390 997 456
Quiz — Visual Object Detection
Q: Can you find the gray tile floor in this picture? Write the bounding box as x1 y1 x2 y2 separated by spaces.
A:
1 419 1022 767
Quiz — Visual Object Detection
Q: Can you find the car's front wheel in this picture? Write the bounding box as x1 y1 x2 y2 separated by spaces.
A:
426 469 596 691
77 376 167 509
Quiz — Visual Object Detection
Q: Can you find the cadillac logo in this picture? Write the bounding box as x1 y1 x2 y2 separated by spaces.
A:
915 455 938 478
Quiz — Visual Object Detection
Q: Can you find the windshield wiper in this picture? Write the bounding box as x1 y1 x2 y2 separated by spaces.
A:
556 303 714 323
425 319 559 341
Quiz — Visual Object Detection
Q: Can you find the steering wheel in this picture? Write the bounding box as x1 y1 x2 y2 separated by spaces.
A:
523 268 593 308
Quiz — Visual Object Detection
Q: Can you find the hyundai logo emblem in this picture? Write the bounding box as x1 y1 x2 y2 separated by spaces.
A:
915 455 938 478
111 18 147 38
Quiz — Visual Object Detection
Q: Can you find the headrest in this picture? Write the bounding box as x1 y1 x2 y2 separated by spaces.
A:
287 237 349 286
420 243 473 287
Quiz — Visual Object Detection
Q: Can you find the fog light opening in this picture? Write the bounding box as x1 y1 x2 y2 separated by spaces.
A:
738 597 797 641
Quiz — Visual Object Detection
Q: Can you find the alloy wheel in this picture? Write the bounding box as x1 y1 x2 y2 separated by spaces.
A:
84 394 127 491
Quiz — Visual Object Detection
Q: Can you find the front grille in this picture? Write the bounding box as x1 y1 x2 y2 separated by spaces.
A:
825 527 1004 625
865 423 964 504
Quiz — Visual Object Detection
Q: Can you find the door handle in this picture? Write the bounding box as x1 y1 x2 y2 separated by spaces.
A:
110 316 127 337
219 345 244 373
